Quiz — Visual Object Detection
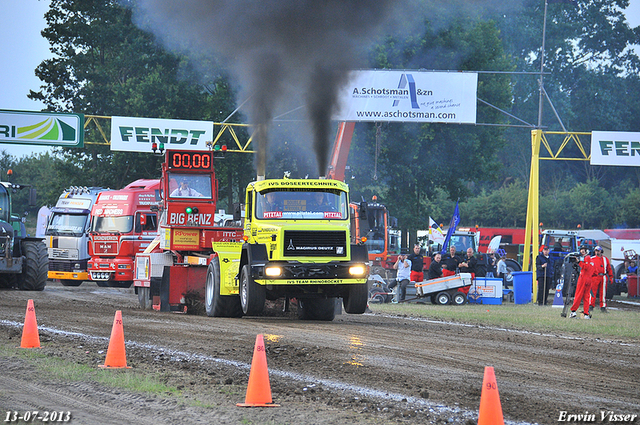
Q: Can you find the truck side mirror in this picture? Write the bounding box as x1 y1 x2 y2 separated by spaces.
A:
359 201 368 221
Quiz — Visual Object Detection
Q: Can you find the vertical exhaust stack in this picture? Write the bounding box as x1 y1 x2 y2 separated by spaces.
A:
133 1 402 174
253 123 269 180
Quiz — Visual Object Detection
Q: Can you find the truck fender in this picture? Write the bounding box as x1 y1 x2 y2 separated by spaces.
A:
239 243 268 272
350 244 368 263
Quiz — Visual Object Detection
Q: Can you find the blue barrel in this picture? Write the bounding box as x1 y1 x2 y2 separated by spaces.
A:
512 271 533 304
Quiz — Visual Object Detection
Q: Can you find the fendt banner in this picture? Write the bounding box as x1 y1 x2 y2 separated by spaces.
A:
110 116 215 152
0 109 84 147
334 70 478 124
591 131 640 167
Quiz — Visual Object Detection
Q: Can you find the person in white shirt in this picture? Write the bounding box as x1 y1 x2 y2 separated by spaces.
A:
496 249 509 288
389 254 412 302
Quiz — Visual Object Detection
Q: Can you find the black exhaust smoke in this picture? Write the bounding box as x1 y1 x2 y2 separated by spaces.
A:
132 0 400 177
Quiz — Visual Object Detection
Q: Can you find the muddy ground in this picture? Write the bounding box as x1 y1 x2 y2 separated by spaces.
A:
1 281 639 425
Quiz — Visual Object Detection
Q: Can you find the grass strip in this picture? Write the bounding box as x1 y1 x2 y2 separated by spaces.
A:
369 300 640 339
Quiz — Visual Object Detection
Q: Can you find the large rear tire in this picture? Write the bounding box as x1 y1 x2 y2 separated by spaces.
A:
343 283 368 314
17 241 48 291
240 265 265 316
503 259 521 288
205 258 242 317
298 298 336 321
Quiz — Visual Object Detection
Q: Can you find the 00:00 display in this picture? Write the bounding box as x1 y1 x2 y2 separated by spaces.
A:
170 153 211 169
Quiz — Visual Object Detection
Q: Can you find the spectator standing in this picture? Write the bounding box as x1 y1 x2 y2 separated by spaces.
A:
407 244 425 283
570 245 594 319
428 253 444 280
496 249 508 288
458 248 477 278
535 246 553 306
389 254 411 302
589 246 612 313
485 249 497 277
442 245 460 277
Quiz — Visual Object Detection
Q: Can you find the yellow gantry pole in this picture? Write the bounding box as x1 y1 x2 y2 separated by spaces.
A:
524 129 542 302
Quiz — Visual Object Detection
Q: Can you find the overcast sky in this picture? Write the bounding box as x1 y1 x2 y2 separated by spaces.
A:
1 0 639 158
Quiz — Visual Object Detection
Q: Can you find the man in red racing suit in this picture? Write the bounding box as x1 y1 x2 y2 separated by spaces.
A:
589 246 612 313
570 245 594 319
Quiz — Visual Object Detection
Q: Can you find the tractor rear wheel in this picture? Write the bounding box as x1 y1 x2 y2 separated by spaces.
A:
17 241 48 291
503 259 521 288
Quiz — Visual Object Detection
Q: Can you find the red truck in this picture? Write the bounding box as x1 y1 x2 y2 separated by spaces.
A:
88 179 160 287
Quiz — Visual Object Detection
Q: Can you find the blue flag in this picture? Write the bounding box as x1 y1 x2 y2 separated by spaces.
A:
440 201 461 255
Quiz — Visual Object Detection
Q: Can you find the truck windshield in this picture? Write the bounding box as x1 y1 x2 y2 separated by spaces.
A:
46 213 88 236
256 189 348 220
168 173 212 199
449 235 474 253
363 206 387 253
365 237 385 254
91 216 133 233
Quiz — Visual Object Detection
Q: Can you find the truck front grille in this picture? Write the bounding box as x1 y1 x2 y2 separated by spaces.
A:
49 259 89 272
283 230 347 257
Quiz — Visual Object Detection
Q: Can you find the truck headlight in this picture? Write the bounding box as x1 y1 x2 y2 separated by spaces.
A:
349 265 366 276
265 266 282 277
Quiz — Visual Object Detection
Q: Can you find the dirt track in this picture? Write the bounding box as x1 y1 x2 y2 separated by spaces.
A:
1 281 639 425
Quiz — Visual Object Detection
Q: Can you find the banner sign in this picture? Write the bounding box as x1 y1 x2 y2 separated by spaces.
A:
591 131 640 167
0 109 83 147
110 116 215 152
335 70 478 124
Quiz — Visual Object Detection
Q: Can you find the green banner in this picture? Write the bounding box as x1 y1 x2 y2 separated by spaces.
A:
0 109 84 147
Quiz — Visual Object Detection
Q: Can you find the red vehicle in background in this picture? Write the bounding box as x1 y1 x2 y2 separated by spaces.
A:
88 179 160 287
349 198 401 276
329 122 401 276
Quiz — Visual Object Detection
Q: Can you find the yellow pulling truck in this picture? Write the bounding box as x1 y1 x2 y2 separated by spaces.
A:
135 150 369 321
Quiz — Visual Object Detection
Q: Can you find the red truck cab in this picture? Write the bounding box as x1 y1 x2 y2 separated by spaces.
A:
88 179 160 287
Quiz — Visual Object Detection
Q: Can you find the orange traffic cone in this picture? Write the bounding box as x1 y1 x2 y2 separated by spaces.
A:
237 334 279 407
99 310 131 369
20 299 40 348
478 366 504 425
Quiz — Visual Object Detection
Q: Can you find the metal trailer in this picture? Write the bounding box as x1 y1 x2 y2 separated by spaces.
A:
413 273 473 305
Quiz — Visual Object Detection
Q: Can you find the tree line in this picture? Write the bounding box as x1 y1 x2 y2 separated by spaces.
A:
3 0 639 239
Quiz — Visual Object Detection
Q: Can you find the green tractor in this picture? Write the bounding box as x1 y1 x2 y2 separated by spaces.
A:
0 180 48 291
